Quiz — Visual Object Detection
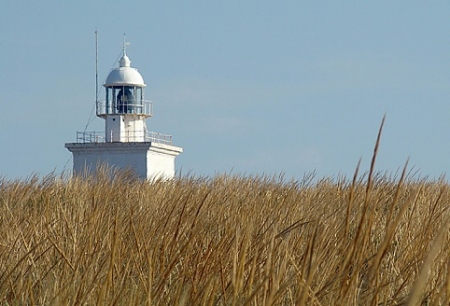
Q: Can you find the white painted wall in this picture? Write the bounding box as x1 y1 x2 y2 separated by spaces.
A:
66 142 182 180
147 148 177 180
124 117 146 142
105 115 146 142
105 115 124 142
73 150 146 178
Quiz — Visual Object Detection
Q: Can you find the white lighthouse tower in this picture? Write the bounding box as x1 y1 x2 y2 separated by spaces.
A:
65 40 183 180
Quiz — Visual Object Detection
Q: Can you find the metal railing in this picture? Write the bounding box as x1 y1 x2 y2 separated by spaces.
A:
146 131 173 145
96 100 153 117
75 130 173 145
76 131 105 143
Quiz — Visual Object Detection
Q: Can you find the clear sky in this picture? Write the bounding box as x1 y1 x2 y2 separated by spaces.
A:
1 1 450 181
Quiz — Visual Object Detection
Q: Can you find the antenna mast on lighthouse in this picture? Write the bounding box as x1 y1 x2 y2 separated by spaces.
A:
95 29 99 104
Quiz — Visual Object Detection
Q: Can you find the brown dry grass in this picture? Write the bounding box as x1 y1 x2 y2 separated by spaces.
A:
2 126 450 305
1 168 450 305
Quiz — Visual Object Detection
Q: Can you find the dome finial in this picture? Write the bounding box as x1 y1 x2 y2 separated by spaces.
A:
119 33 131 67
122 33 130 56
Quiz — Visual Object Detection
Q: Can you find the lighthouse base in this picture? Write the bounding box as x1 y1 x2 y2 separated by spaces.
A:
65 142 183 180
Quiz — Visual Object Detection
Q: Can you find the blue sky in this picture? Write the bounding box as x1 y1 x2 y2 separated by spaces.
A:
1 1 450 180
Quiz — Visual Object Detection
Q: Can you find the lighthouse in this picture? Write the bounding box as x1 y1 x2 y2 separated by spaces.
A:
65 40 183 180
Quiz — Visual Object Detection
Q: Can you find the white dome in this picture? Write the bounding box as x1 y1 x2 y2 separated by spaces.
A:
104 54 146 87
104 67 145 87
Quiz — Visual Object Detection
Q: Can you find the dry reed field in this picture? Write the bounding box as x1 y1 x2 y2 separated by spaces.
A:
2 129 450 305
1 169 450 305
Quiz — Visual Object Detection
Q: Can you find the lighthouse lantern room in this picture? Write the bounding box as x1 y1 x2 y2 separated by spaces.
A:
65 38 183 180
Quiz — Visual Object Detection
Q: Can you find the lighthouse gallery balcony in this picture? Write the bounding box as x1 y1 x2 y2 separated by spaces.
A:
96 100 153 117
74 130 173 145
